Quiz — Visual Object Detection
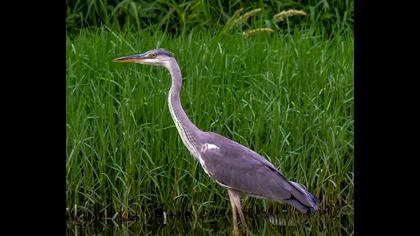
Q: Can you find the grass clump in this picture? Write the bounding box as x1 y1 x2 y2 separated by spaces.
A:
66 0 353 36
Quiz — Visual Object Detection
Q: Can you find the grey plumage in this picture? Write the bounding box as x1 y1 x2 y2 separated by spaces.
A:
113 48 319 235
198 131 318 213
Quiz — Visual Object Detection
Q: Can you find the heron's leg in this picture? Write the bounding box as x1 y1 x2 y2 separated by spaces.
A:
228 189 239 236
228 189 249 236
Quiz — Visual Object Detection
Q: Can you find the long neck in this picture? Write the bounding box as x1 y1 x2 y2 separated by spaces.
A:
165 59 202 156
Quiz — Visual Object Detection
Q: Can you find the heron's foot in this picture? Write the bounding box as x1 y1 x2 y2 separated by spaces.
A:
233 227 239 236
241 224 249 236
232 224 249 236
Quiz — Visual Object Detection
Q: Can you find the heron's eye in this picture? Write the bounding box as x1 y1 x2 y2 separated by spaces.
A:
149 53 157 58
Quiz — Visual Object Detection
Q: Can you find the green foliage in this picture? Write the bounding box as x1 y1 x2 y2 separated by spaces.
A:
66 0 353 36
66 28 353 227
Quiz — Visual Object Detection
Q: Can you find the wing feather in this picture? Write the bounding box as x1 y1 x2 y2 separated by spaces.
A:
198 132 318 213
200 132 292 199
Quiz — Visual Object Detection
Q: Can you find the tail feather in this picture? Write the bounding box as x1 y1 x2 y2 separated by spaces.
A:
285 181 319 213
285 199 312 213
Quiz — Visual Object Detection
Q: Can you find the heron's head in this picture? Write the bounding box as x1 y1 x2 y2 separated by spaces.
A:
112 48 174 67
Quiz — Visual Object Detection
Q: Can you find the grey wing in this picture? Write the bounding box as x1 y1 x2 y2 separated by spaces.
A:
198 132 318 213
199 132 293 200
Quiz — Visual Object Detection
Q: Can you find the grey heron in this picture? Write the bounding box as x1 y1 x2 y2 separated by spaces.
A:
113 48 318 235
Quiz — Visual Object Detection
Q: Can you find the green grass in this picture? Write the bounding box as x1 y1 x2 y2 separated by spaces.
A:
66 0 354 37
66 27 353 229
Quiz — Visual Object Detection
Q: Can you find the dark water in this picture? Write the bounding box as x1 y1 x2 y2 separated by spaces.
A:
66 210 353 235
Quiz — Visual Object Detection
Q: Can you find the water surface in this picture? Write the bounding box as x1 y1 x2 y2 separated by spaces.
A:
67 210 353 235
